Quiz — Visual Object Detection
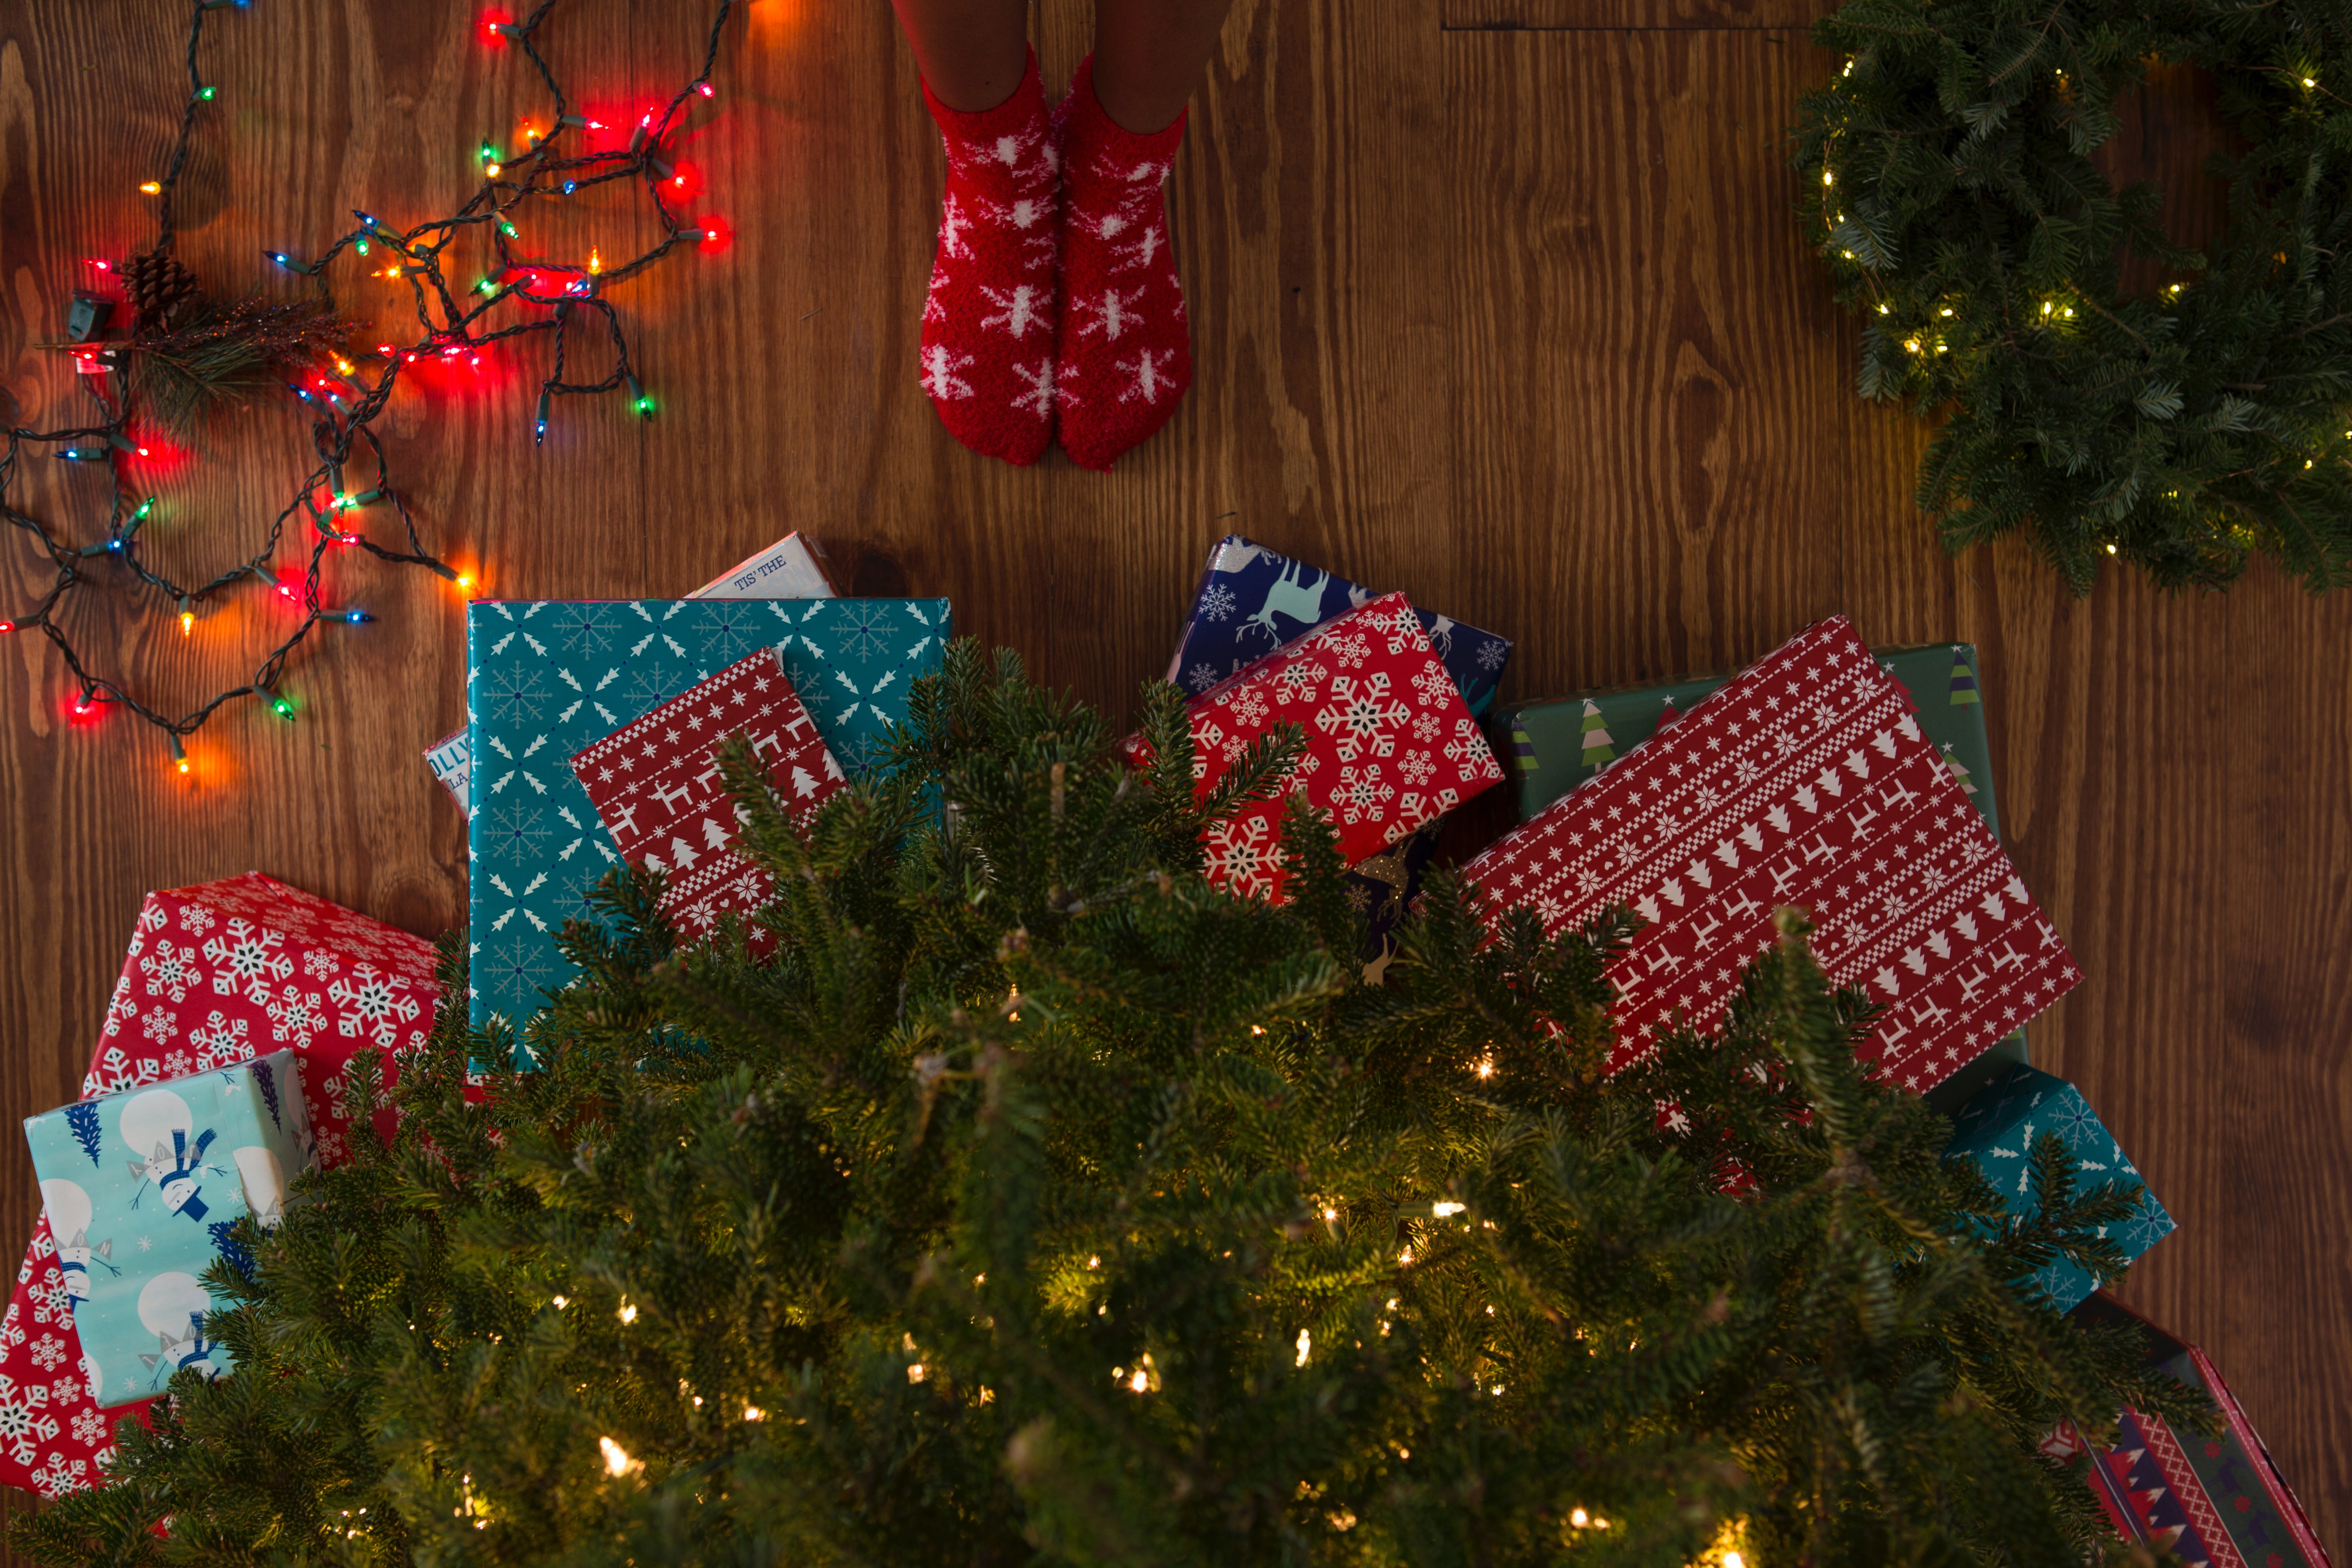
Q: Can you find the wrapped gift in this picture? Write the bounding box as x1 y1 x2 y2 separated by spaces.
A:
425 531 842 815
1503 644 2002 833
1941 1065 2174 1309
23 1050 316 1410
1167 537 1513 718
1499 645 2028 1106
1154 593 1502 904
1461 617 2078 1091
569 646 844 947
2048 1295 2336 1568
467 597 947 1028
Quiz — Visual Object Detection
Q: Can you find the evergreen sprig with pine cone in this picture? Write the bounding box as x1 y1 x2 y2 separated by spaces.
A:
12 644 2207 1568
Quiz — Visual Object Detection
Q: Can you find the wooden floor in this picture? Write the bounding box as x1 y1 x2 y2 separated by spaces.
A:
0 0 2345 1552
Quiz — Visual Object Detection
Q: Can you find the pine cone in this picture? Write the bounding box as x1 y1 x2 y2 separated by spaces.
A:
124 247 202 332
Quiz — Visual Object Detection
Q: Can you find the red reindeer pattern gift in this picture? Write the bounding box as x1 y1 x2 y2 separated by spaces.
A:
569 645 844 948
1164 592 1504 904
0 873 440 1498
1461 617 2079 1090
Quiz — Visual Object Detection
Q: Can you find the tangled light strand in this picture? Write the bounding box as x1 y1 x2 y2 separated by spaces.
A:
0 0 735 775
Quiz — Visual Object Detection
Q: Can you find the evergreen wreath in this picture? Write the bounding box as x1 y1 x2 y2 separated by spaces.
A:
1793 0 2352 594
14 647 2205 1568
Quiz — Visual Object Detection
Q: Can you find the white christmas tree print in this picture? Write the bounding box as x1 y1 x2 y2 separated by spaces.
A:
792 765 820 797
701 816 733 855
920 345 975 401
1119 348 1177 405
1010 359 1058 419
980 283 1050 340
667 835 701 871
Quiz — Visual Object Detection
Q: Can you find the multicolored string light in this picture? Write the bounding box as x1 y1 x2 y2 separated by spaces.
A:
0 0 735 777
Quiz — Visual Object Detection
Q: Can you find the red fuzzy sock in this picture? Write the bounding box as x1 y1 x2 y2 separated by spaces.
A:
917 53 1062 466
1051 57 1193 472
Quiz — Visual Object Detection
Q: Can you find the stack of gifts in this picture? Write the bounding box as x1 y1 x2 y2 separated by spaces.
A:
1499 640 2025 1107
465 591 949 1029
1462 617 2078 1094
426 530 842 815
2050 1294 2336 1568
1163 537 1512 963
4 873 440 1498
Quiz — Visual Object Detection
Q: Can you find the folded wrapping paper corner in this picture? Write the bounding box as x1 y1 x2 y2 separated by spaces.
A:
1143 592 1504 904
1462 616 2078 1091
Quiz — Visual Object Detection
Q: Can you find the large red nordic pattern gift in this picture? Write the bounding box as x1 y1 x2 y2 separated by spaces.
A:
1178 593 1503 903
1461 618 2078 1090
569 646 844 947
0 873 437 1499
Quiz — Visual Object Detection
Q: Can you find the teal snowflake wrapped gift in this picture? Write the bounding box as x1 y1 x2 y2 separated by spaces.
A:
1941 1064 2176 1310
22 1050 315 1409
466 597 949 1031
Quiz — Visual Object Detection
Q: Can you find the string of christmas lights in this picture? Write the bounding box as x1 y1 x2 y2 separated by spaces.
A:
0 0 736 777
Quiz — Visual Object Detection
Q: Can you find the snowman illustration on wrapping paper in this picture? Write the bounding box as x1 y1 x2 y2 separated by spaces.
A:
116 1082 296 1227
134 1272 222 1388
36 1178 119 1302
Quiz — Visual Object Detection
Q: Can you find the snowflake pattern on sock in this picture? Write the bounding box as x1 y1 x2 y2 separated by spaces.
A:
917 52 1061 466
1053 56 1194 471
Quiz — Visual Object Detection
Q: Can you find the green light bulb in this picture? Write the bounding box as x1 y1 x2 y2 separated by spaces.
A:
198 85 216 100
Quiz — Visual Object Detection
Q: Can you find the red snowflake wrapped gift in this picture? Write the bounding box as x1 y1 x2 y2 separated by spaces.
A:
1461 616 2079 1090
0 872 440 1499
569 646 844 947
1169 592 1503 903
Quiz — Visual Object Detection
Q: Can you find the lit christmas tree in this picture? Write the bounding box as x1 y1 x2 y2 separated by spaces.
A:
15 645 2203 1568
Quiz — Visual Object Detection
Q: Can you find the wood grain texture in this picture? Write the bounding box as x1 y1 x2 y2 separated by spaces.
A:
0 0 2345 1557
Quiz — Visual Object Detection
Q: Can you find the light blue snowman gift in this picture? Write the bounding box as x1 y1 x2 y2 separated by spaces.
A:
23 1049 315 1409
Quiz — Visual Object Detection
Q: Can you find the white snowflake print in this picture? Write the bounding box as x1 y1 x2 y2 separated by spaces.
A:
302 948 339 982
1476 639 1507 673
1410 664 1455 709
163 1050 191 1076
1198 584 1238 623
31 1279 67 1325
1399 750 1437 788
1442 720 1501 782
1313 673 1409 763
203 920 292 1002
101 976 135 1039
83 1045 160 1098
1073 284 1146 341
1010 359 1057 419
924 267 952 325
1113 220 1166 274
920 344 975 401
70 1406 106 1446
1270 660 1327 706
49 1376 79 1408
29 1336 62 1373
141 1008 176 1045
329 967 420 1047
979 283 1050 340
975 196 1058 268
29 1451 86 1499
0 1375 56 1466
1322 633 1372 671
1226 684 1271 730
138 939 203 1003
1330 763 1395 826
1192 718 1226 780
266 984 330 1049
939 194 974 260
190 1010 254 1071
176 903 214 937
1118 346 1177 404
1186 662 1223 693
313 1125 346 1166
1204 813 1285 900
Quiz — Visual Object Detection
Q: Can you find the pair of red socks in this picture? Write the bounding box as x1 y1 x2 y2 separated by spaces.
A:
916 53 1191 471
